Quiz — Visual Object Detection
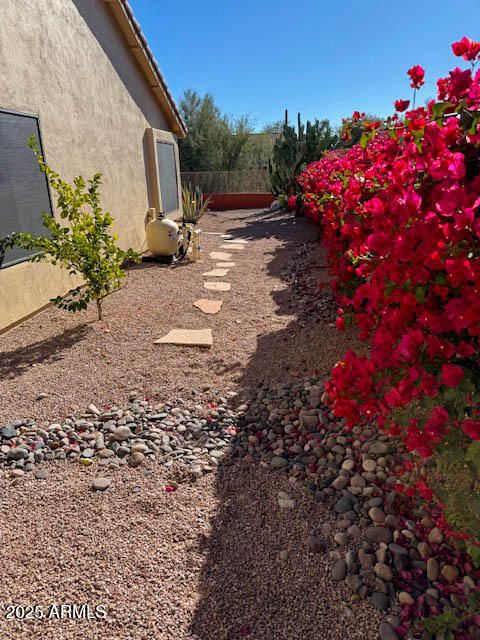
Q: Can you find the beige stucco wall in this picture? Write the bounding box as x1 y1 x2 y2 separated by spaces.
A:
0 0 177 332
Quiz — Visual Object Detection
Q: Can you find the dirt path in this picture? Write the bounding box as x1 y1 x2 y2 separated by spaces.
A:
0 210 380 640
0 209 356 423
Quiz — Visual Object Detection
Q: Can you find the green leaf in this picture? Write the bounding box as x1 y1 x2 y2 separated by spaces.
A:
468 114 480 135
435 273 447 285
423 609 461 634
431 102 455 124
359 133 370 149
442 387 458 405
466 440 480 475
396 412 410 427
467 543 480 568
415 286 426 303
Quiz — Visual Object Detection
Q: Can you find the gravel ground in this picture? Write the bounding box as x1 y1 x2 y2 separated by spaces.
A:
0 209 381 640
0 208 358 423
192 462 382 640
0 462 216 640
0 460 381 640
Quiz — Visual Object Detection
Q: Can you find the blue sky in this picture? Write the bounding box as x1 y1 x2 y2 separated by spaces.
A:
130 0 480 131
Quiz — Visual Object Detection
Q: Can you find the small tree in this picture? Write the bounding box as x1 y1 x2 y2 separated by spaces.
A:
0 137 140 320
178 89 253 171
220 114 252 171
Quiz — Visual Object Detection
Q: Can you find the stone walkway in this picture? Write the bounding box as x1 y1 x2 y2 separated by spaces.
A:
156 232 246 348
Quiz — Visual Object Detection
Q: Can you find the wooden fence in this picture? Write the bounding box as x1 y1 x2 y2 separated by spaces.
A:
181 169 271 194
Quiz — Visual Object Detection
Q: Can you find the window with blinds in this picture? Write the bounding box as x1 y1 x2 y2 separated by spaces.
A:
156 141 179 214
147 128 181 218
0 110 53 268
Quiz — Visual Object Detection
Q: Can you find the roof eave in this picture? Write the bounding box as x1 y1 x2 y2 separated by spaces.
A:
103 0 187 138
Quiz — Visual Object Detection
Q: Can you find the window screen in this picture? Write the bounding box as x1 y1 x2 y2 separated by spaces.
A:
156 141 179 214
0 110 53 268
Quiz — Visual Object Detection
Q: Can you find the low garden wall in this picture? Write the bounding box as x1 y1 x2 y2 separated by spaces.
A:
203 193 275 210
181 170 274 210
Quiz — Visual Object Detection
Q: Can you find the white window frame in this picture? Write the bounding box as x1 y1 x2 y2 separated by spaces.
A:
146 127 182 220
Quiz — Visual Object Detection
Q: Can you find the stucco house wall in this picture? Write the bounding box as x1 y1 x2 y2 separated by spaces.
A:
0 0 183 332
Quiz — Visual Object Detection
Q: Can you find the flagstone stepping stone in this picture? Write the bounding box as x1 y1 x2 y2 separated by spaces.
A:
202 268 229 277
193 299 223 314
204 282 231 292
220 244 244 250
204 232 223 236
210 252 232 260
221 234 233 239
223 238 248 244
154 329 213 347
216 262 235 268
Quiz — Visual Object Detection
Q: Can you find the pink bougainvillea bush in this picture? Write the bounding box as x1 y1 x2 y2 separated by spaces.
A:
298 38 480 556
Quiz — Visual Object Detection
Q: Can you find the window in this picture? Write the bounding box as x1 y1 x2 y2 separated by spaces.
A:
0 109 53 268
156 141 179 214
147 128 182 218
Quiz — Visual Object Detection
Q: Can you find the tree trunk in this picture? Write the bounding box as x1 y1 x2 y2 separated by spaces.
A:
96 299 103 321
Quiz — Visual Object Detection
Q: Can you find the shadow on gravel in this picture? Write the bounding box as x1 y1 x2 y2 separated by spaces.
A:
190 210 372 639
0 324 91 380
225 209 362 390
191 460 339 640
222 208 322 243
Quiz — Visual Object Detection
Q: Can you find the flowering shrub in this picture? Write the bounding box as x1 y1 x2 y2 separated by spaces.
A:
298 39 480 554
287 194 302 213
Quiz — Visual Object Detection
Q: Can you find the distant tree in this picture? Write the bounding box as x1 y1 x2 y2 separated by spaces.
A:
178 90 253 171
261 120 284 135
221 115 252 170
178 90 225 171
239 132 278 170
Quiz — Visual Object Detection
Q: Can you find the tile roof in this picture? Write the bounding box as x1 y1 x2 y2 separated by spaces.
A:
104 0 187 137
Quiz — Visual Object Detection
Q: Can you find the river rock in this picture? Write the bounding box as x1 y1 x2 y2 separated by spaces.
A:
398 591 414 605
271 456 288 469
362 459 376 472
369 507 385 523
375 563 393 581
112 426 133 441
441 565 458 584
1 426 18 439
427 557 439 581
370 592 390 611
92 477 112 491
7 447 29 461
428 527 444 545
332 559 347 580
128 452 145 468
334 496 355 514
308 535 326 553
365 527 392 544
378 622 400 640
277 491 295 509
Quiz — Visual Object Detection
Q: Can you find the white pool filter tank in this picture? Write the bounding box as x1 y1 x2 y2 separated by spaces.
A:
145 211 180 257
145 210 200 263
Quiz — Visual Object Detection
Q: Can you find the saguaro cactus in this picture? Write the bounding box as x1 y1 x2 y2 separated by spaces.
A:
268 110 338 195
